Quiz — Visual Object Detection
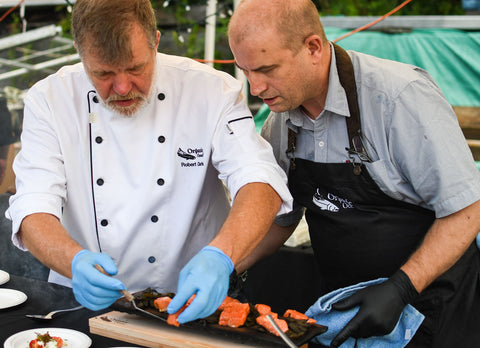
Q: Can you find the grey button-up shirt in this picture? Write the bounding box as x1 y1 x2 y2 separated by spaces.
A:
262 42 480 225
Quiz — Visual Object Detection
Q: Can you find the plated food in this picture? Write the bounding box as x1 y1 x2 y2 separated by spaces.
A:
3 328 92 348
111 288 327 347
28 332 63 348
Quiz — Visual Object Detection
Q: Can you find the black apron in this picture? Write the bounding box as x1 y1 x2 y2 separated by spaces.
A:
289 44 480 347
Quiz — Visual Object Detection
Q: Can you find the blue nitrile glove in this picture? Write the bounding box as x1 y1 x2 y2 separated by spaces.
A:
167 246 234 324
71 249 126 311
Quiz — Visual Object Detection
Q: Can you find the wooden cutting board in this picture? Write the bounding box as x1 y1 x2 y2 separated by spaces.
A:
89 311 309 348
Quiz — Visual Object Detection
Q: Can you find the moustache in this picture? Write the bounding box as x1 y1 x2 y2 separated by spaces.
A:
106 92 146 103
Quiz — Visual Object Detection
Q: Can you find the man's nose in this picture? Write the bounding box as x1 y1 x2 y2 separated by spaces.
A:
247 73 267 97
112 73 132 96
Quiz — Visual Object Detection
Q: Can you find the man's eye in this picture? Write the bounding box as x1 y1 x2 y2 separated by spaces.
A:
261 66 275 73
129 66 145 75
95 71 111 78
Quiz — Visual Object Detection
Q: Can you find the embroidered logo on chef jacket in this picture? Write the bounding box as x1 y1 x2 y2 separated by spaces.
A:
178 147 205 167
312 189 354 212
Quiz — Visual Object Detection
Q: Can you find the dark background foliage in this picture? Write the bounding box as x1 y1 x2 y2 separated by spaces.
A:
0 0 470 88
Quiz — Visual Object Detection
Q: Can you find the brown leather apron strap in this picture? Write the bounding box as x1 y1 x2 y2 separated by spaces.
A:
287 128 296 170
332 43 361 147
286 43 364 173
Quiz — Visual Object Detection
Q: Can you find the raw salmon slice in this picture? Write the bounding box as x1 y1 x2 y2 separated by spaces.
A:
283 309 317 324
186 294 196 305
256 314 289 336
166 294 196 327
153 296 172 312
218 302 250 327
218 296 240 311
167 311 181 327
255 303 272 316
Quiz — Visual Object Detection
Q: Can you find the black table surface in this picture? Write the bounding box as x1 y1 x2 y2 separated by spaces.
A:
0 274 133 347
1 246 329 348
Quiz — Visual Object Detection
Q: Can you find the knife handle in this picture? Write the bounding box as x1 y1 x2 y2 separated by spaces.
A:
94 264 135 302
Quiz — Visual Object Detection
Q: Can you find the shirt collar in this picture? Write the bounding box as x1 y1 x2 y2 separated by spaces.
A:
288 42 351 129
324 42 351 118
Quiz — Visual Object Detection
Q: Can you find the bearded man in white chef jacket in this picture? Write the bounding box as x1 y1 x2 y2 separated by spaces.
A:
5 0 292 324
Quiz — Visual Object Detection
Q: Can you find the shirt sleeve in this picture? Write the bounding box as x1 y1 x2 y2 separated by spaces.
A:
387 69 480 218
274 201 305 227
211 82 293 215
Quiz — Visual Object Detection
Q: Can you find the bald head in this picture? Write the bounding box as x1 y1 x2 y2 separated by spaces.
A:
228 0 326 52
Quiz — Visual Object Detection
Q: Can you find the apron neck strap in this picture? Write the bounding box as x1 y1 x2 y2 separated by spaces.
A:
287 43 363 170
332 43 362 145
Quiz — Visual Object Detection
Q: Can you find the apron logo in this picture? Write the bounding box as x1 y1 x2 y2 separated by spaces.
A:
313 189 354 212
177 147 205 167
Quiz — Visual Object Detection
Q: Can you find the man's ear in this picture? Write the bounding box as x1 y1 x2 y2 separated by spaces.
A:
155 30 161 50
304 35 324 61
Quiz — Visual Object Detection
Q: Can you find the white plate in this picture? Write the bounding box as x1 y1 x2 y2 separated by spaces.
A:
4 328 92 348
0 289 27 309
0 270 9 285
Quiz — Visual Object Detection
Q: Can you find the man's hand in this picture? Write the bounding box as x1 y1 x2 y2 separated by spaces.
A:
71 249 126 310
330 270 418 348
167 246 234 324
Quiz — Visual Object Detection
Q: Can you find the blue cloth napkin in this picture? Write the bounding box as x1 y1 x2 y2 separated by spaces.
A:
305 278 425 348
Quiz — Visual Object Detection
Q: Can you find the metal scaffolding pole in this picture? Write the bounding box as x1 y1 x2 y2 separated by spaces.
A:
204 0 217 68
0 53 80 81
0 25 61 51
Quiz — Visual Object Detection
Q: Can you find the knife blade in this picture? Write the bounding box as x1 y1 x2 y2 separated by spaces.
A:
266 314 299 348
94 264 167 322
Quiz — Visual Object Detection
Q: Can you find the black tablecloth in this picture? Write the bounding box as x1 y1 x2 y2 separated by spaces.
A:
0 274 131 347
243 246 328 348
243 245 326 314
1 246 329 347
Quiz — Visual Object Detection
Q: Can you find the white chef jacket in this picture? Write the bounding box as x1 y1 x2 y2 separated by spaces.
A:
6 53 293 292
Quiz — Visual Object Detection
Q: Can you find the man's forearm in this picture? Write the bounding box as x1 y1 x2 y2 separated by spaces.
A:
209 182 282 266
236 221 298 273
402 199 480 293
19 213 83 278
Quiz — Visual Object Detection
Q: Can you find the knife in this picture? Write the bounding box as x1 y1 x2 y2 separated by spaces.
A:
267 314 299 348
94 264 167 322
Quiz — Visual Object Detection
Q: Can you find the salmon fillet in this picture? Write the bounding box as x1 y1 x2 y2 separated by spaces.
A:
167 311 182 327
255 303 272 316
218 302 250 327
218 296 240 311
283 309 317 324
256 314 289 336
153 296 172 312
166 294 196 327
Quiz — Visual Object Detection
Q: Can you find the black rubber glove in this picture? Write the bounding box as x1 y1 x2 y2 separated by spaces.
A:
330 270 418 348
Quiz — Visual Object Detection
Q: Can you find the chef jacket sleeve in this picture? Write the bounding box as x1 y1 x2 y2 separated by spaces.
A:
259 111 302 226
211 84 292 216
5 87 66 250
